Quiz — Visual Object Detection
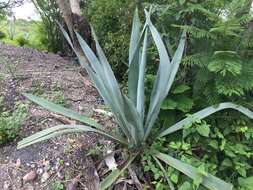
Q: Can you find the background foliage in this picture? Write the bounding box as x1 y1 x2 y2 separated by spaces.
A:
85 0 253 188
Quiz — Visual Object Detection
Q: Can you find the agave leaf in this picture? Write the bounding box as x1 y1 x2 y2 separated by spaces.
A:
155 152 233 190
153 156 175 190
32 24 134 145
77 30 145 145
129 8 141 65
100 154 136 190
91 27 123 104
165 30 186 95
137 29 148 120
18 128 85 149
76 32 104 75
128 8 141 106
144 9 172 140
22 93 101 129
158 102 253 137
76 32 136 143
122 95 144 143
18 125 127 149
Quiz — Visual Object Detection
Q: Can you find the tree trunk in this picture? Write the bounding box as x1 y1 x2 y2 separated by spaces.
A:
69 0 81 15
56 0 93 63
56 0 74 43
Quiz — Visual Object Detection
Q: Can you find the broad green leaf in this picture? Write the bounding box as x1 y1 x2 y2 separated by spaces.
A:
172 84 190 94
18 125 127 149
22 93 100 129
174 95 194 112
238 177 253 189
158 102 253 137
161 98 177 110
178 182 191 190
155 152 233 190
100 155 136 190
197 123 210 137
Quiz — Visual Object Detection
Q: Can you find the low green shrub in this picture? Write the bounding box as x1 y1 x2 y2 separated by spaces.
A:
0 30 6 39
1 38 19 46
16 35 29 47
0 97 28 145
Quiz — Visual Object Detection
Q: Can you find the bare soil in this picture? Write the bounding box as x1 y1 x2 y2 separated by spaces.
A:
0 44 112 190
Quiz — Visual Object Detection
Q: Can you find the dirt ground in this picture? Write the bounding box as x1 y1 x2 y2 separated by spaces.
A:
0 44 114 190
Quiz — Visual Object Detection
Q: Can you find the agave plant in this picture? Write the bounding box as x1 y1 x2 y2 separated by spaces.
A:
18 8 253 190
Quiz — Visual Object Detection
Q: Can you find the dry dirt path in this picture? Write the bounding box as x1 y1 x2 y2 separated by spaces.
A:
0 44 110 190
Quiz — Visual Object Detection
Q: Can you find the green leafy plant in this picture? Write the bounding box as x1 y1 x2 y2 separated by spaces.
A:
142 116 253 189
0 97 27 144
0 30 6 39
16 35 29 47
18 8 253 190
51 180 64 190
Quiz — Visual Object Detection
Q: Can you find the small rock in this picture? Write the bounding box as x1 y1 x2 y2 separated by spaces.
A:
24 184 34 190
41 172 50 183
3 181 11 190
15 158 21 168
36 168 43 175
23 170 37 183
43 160 51 171
30 164 36 168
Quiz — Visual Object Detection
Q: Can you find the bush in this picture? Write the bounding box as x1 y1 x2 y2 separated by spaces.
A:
1 38 19 46
16 35 29 47
0 97 27 145
0 31 6 39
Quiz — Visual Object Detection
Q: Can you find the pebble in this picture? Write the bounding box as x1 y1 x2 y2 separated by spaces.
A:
24 184 34 190
15 158 21 168
23 170 37 183
3 181 10 190
37 168 43 175
41 172 50 183
30 164 36 168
